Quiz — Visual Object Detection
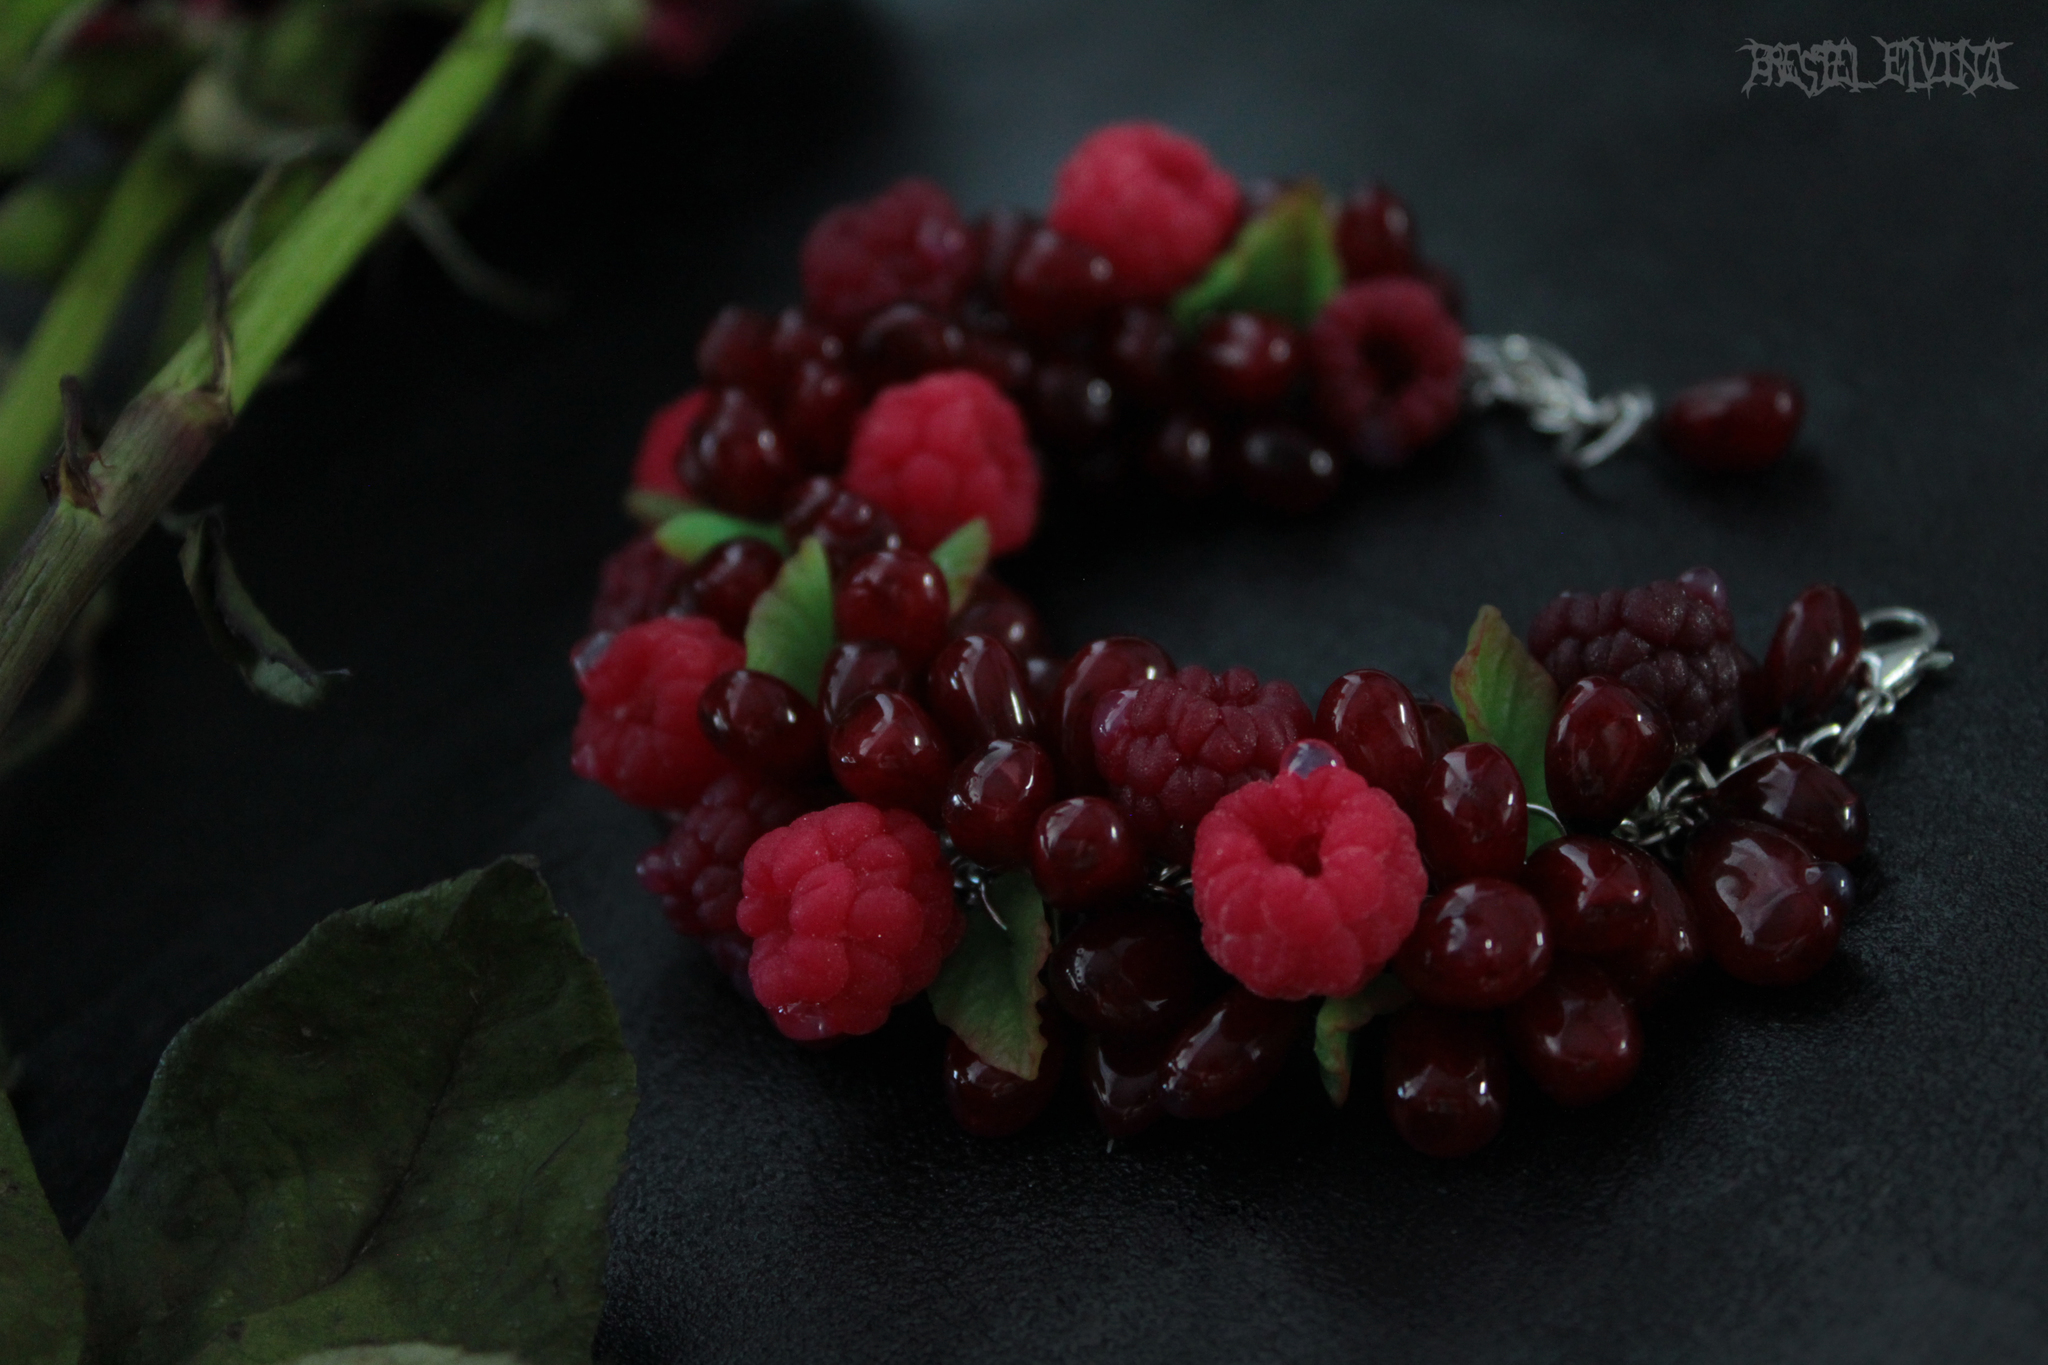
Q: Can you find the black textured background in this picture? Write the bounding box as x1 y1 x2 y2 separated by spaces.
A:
6 1 2048 1360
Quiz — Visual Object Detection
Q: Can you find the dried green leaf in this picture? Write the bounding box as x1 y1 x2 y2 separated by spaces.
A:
1170 184 1344 330
926 870 1050 1080
1312 975 1412 1106
73 860 637 1365
0 1094 82 1365
743 535 834 700
1449 605 1563 851
928 517 990 613
652 508 788 563
172 509 336 709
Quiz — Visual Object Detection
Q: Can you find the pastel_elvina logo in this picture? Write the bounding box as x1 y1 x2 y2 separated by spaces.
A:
1741 37 2017 95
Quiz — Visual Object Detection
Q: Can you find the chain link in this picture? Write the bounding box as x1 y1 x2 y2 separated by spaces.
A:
1464 334 1655 471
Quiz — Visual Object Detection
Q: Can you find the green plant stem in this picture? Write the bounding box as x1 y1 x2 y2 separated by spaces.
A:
0 0 519 739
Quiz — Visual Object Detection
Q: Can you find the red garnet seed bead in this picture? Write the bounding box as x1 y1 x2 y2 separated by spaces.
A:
944 1028 1065 1138
1415 697 1469 765
1229 425 1343 515
817 639 911 724
697 305 777 397
1382 1004 1508 1159
1544 677 1676 827
1415 743 1529 881
1522 836 1657 955
928 634 1039 752
950 578 1046 658
1317 668 1432 809
1032 795 1146 910
1083 1034 1170 1138
680 388 799 518
1047 905 1207 1039
1157 988 1307 1121
779 359 866 471
1505 957 1642 1106
1657 372 1804 473
1763 584 1864 723
835 549 951 668
1685 819 1849 986
827 690 953 818
1394 877 1552 1009
1003 225 1119 340
781 476 903 578
1050 637 1175 790
1147 414 1225 498
1103 305 1184 409
1194 311 1302 412
1596 854 1702 1008
944 739 1057 866
698 669 827 782
1707 751 1867 863
1335 183 1419 279
687 537 783 638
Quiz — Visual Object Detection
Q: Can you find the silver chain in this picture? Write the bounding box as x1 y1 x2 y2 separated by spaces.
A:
1464 333 1655 471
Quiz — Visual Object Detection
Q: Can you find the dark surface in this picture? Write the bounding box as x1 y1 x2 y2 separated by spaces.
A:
6 1 2048 1360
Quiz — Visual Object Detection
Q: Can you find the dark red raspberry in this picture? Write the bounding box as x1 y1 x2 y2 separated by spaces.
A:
1092 664 1314 861
1191 765 1428 999
736 802 963 1040
589 535 694 634
637 771 813 936
631 389 708 497
799 178 977 334
1306 278 1466 468
842 371 1042 555
1527 568 1743 751
571 616 744 810
1048 122 1242 301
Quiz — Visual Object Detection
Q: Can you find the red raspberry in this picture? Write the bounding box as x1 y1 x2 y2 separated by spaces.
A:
841 371 1041 555
799 178 977 335
1092 664 1313 861
1048 122 1242 302
638 772 814 937
589 534 694 634
1192 765 1428 999
632 389 707 496
571 616 744 810
1307 278 1466 468
1527 568 1742 751
736 802 964 1040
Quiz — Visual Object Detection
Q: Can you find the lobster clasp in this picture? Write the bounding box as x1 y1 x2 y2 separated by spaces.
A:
1856 607 1953 698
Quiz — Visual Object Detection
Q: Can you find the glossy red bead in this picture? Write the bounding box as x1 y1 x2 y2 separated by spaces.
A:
1763 584 1864 723
1049 637 1175 790
1317 668 1431 809
835 549 951 668
1522 835 1656 954
686 536 782 638
1230 425 1342 514
1686 819 1847 986
680 388 799 518
1415 743 1529 881
1544 677 1675 827
696 304 776 397
944 1028 1064 1138
1029 361 1118 455
780 477 902 577
944 739 1057 866
928 634 1038 752
698 669 826 782
1194 312 1301 411
1708 751 1867 863
826 690 952 817
1505 957 1641 1106
765 308 844 393
1157 988 1306 1120
1003 225 1119 339
778 359 865 472
1103 305 1184 409
1415 697 1468 765
1032 795 1146 910
1082 1034 1169 1138
1382 1004 1508 1158
950 578 1045 658
1657 372 1803 472
817 639 911 725
1145 414 1224 499
1048 905 1206 1039
1595 854 1701 1008
855 302 965 386
1394 877 1552 1008
1335 183 1419 279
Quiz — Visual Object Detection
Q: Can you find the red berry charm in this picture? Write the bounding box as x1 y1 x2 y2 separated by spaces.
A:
632 388 707 496
1544 677 1676 827
1505 957 1642 1106
800 178 976 334
1414 743 1528 882
1032 796 1145 910
1658 373 1803 472
1523 836 1656 955
1307 278 1466 467
571 616 743 810
843 372 1041 556
1383 1005 1508 1158
1048 121 1242 301
1707 751 1867 863
1762 584 1864 723
835 548 951 667
1685 819 1848 986
638 772 813 937
1393 877 1552 1009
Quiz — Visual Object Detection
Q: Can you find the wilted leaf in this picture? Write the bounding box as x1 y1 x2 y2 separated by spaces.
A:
926 871 1050 1080
1313 975 1412 1106
1170 184 1344 329
652 508 788 563
1449 605 1563 851
172 508 337 708
0 1094 82 1365
927 517 990 614
74 860 637 1365
743 536 834 701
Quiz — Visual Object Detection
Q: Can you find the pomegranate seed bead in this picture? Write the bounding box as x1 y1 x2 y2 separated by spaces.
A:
1382 1004 1508 1158
1763 584 1864 723
780 477 903 578
1505 957 1642 1106
697 669 826 782
1279 737 1345 777
1230 425 1342 514
1707 751 1867 863
835 549 951 668
1415 697 1468 764
1658 373 1803 473
1544 677 1676 828
1194 312 1302 412
1083 1034 1169 1138
1032 796 1146 910
855 302 965 386
1317 668 1432 809
944 1028 1065 1138
1415 743 1529 881
1029 362 1119 456
1522 836 1655 954
1103 305 1184 409
1686 819 1848 986
697 305 777 397
687 537 783 638
1158 988 1306 1120
1335 183 1419 279
944 739 1058 866
680 388 800 518
779 360 865 472
1050 637 1175 790
766 309 845 394
817 639 912 725
927 634 1038 752
1003 225 1119 339
1146 415 1224 498
1047 905 1206 1039
1597 854 1702 1008
950 578 1045 658
827 690 952 818
1394 877 1552 1009
958 328 1033 394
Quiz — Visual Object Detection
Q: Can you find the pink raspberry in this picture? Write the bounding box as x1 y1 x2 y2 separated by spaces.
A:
589 534 694 634
1193 765 1429 999
1307 278 1466 468
632 389 707 496
570 616 743 810
800 178 977 335
1092 664 1314 862
1049 122 1242 302
638 771 814 936
842 371 1041 555
736 802 964 1041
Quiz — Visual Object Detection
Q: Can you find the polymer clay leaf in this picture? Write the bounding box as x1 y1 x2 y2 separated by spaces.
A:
928 517 991 613
1313 975 1412 1106
1449 605 1563 851
1170 184 1344 329
73 860 637 1365
622 487 695 526
0 1094 82 1365
172 509 335 708
652 507 788 562
744 535 834 700
927 870 1050 1080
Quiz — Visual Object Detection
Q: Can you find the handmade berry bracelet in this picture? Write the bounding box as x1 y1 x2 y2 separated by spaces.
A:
569 122 1949 1155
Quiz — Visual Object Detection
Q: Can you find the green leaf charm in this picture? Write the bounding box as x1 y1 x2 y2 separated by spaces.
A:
743 536 835 700
73 859 637 1365
652 507 788 563
927 517 991 613
926 870 1051 1080
0 1094 82 1365
1170 184 1344 330
622 487 695 527
1449 605 1563 851
1313 975 1412 1106
171 509 336 709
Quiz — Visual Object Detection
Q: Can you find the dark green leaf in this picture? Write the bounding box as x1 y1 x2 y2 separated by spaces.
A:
0 1094 82 1365
623 487 695 527
926 870 1050 1080
171 509 336 709
652 508 788 563
1170 184 1344 329
1312 976 1411 1106
743 536 834 700
1449 605 1563 851
285 1349 523 1365
927 517 990 614
73 860 637 1365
